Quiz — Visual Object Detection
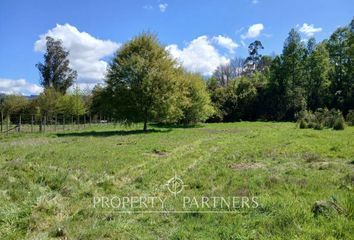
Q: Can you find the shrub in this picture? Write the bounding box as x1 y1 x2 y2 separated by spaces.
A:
299 119 307 129
346 110 354 126
308 122 316 129
299 108 345 130
321 109 342 128
314 123 324 130
296 110 316 123
333 117 345 130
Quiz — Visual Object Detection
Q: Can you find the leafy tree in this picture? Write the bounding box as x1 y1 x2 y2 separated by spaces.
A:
206 78 227 122
89 84 112 118
36 36 77 94
106 33 181 131
305 43 331 110
243 40 264 76
306 37 317 55
178 73 214 124
326 23 353 112
268 29 306 120
267 56 288 120
34 88 62 115
57 86 86 116
1 95 29 116
257 55 273 73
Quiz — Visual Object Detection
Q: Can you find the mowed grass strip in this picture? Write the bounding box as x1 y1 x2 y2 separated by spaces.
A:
0 122 353 239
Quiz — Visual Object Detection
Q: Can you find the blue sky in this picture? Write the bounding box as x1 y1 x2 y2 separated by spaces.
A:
0 0 353 95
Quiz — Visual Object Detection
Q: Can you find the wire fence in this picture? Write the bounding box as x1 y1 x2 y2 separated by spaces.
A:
0 113 113 135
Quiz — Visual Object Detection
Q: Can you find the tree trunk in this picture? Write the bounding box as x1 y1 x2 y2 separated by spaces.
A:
143 108 148 132
143 120 147 132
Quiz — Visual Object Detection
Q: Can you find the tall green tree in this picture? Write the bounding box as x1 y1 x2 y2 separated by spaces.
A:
305 42 331 110
36 36 77 94
326 22 353 112
89 85 112 117
106 33 181 131
243 40 264 76
277 29 307 119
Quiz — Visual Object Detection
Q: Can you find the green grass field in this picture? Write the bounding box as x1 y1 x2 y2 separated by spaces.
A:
0 122 353 239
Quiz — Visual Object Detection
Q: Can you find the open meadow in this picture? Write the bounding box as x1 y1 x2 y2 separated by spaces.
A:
0 122 353 239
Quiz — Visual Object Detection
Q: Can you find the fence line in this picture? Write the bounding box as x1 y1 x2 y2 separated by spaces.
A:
0 113 112 135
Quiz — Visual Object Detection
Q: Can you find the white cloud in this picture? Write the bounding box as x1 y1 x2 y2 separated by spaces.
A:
166 36 230 76
251 0 259 4
241 23 264 39
159 3 168 12
143 5 153 10
0 78 43 95
34 24 120 86
212 35 239 54
299 23 322 37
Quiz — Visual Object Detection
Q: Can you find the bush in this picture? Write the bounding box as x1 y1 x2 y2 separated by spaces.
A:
299 119 307 129
297 108 345 130
314 123 324 130
321 109 342 128
346 110 354 126
333 117 345 130
296 110 316 123
308 122 316 129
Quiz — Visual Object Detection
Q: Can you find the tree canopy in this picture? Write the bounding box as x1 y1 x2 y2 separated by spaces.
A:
36 36 77 94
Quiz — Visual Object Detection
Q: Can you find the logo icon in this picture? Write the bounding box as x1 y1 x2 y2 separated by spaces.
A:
165 173 186 197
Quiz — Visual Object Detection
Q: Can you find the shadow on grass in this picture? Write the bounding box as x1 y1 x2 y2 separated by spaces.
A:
151 123 204 129
56 128 171 137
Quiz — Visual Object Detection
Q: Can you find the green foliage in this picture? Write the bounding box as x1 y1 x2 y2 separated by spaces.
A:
298 108 345 130
89 85 112 117
314 122 324 130
34 88 62 115
106 33 181 130
299 119 307 129
346 110 354 126
305 43 331 110
36 37 77 94
178 73 214 125
57 86 86 116
327 24 353 112
333 117 345 130
208 18 353 122
0 95 29 116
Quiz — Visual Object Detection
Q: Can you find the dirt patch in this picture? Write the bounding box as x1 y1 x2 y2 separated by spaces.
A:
228 162 264 170
144 149 169 157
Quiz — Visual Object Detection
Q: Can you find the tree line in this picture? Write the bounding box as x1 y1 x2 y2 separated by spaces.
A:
207 18 353 123
0 18 353 131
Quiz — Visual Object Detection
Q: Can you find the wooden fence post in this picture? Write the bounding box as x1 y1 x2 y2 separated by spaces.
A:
31 115 34 133
39 115 42 132
6 114 9 136
18 114 22 132
54 114 57 132
44 114 47 132
0 110 3 133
